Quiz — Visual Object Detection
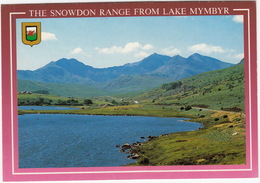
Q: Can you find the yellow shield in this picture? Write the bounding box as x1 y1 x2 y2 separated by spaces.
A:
22 22 41 47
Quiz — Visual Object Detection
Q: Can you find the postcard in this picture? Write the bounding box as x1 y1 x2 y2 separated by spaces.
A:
1 0 258 182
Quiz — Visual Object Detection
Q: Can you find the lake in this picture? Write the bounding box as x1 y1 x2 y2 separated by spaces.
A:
18 113 202 168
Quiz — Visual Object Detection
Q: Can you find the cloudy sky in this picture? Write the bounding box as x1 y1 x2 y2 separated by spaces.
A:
16 15 244 70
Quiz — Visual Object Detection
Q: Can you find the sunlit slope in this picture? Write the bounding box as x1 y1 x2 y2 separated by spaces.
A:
134 62 244 111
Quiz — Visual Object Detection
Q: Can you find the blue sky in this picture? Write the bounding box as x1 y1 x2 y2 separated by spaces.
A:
17 15 244 70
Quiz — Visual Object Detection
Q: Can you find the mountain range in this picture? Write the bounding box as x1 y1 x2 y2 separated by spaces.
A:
18 53 234 95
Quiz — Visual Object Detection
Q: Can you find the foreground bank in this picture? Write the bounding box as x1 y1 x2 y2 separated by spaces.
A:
125 110 245 166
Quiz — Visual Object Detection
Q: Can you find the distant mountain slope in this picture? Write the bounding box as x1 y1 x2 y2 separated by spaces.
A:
18 58 96 84
134 61 244 111
18 79 109 98
102 75 172 93
18 53 234 94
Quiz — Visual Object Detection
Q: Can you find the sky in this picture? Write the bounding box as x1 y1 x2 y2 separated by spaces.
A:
16 15 244 70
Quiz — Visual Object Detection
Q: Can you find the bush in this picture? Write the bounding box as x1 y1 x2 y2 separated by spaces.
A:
223 115 228 118
193 104 209 108
138 156 150 165
84 99 93 105
185 106 192 111
111 100 118 105
223 107 242 112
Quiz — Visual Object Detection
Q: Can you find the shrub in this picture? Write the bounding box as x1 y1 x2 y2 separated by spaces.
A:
185 106 192 111
223 107 243 112
84 99 93 105
138 156 150 165
223 115 228 118
193 104 209 108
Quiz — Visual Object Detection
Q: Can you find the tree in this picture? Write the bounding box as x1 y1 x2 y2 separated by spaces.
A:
84 99 93 105
185 106 192 111
111 100 118 105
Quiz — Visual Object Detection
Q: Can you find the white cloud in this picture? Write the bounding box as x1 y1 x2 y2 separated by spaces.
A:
41 32 57 41
123 42 142 53
70 47 90 57
71 47 84 54
234 53 244 59
95 46 117 54
95 42 153 54
142 44 154 50
226 53 244 63
135 51 149 58
188 43 226 54
161 46 181 55
233 15 243 23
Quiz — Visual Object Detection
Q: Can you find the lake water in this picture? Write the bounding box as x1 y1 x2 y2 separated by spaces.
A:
18 114 202 168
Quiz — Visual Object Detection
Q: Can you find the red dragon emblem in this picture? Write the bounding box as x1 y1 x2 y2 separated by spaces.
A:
27 30 35 36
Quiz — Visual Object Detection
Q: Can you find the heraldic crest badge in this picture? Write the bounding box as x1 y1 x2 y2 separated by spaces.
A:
22 22 41 47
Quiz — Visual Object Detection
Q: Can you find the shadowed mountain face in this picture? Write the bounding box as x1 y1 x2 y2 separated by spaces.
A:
18 53 234 94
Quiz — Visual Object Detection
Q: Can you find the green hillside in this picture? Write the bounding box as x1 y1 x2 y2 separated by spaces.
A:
103 75 172 94
134 63 244 112
18 79 110 98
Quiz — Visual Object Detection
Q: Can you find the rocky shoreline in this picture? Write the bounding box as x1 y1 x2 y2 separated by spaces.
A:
117 134 169 161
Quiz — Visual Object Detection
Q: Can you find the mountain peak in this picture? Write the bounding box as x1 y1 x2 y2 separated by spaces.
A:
192 53 202 56
56 57 68 61
151 53 159 56
147 53 166 58
172 54 185 59
54 58 93 69
188 53 221 63
56 58 83 64
188 53 203 59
